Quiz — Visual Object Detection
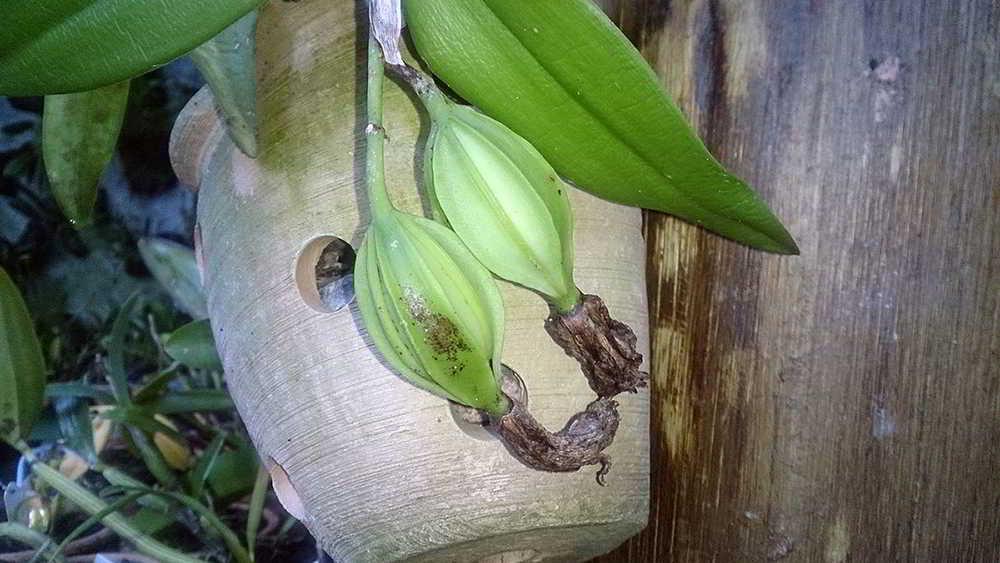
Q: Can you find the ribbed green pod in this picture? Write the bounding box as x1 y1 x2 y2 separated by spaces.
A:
354 211 509 416
404 0 798 254
427 100 579 311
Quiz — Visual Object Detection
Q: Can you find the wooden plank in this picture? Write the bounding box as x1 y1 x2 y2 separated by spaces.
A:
593 0 999 561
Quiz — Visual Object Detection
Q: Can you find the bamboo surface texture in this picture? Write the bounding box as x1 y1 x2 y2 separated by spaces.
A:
175 1 651 561
592 0 999 561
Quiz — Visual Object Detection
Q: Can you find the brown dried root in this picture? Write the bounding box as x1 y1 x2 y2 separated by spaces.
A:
488 366 620 485
544 293 647 398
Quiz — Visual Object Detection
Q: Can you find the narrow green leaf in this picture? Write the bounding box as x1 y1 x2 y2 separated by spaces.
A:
45 383 114 404
246 464 270 562
96 462 172 512
189 11 259 158
106 293 140 406
54 397 97 464
0 266 46 445
138 238 208 319
404 0 799 253
41 81 129 227
0 0 264 96
24 456 204 563
148 390 234 414
46 492 143 563
188 432 225 500
114 486 251 563
163 319 222 371
132 363 182 404
100 406 188 447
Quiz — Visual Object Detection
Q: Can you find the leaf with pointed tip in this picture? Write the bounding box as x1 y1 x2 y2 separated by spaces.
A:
404 0 799 253
0 0 264 95
189 11 259 158
163 319 222 371
42 81 130 227
137 238 208 319
0 267 46 445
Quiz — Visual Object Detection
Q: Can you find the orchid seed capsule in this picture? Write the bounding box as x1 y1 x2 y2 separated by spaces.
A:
354 209 510 417
425 98 581 313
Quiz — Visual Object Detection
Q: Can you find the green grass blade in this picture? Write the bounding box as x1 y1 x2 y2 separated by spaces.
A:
45 382 114 403
20 447 205 563
245 464 270 562
148 390 234 414
115 486 252 563
106 293 140 406
45 492 144 563
188 432 226 500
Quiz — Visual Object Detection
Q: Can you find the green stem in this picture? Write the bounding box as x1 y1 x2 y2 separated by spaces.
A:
366 28 393 219
551 287 584 315
14 442 205 563
385 62 451 121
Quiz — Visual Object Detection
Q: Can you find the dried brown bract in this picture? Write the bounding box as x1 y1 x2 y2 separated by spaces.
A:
489 367 620 485
544 294 647 398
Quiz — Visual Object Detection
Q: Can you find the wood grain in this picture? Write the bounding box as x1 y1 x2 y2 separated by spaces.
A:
593 0 999 561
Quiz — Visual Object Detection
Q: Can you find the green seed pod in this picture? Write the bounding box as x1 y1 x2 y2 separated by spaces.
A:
354 209 510 416
426 100 580 312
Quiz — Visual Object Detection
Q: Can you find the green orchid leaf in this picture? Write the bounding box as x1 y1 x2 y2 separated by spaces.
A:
404 0 798 254
163 319 222 371
137 238 208 319
0 266 46 445
42 81 130 227
189 10 259 158
0 0 264 96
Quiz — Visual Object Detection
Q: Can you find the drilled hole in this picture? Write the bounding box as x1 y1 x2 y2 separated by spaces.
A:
448 368 524 441
448 401 495 441
267 457 306 520
295 236 356 313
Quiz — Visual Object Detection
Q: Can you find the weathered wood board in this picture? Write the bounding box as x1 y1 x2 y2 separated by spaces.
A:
593 0 999 561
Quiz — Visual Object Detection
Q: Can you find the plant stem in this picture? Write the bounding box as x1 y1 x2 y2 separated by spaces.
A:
14 442 205 563
365 28 393 219
385 62 451 121
551 288 583 315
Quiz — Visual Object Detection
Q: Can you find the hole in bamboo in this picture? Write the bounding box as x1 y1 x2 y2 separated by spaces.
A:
267 457 305 520
295 235 356 313
448 401 495 441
